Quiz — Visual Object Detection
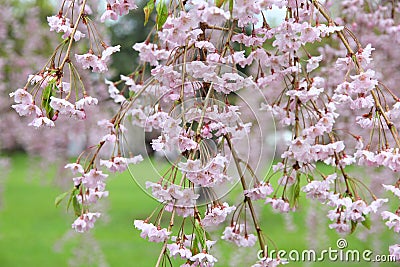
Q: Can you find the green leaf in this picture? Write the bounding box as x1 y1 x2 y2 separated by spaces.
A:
55 190 71 207
293 182 300 205
192 235 200 255
350 220 358 234
229 0 233 15
194 219 206 249
289 172 301 208
156 0 168 30
42 82 55 119
215 0 226 7
66 188 78 212
143 0 155 26
205 231 212 241
361 215 371 229
67 187 82 217
72 195 82 217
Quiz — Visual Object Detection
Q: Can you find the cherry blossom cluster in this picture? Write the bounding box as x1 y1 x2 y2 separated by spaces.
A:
221 223 257 247
0 2 117 164
100 0 137 22
202 202 236 228
10 88 54 128
75 45 121 73
64 150 143 231
244 182 274 201
179 155 232 187
146 181 199 217
72 212 101 233
134 220 171 243
48 13 86 41
13 0 400 265
326 197 387 234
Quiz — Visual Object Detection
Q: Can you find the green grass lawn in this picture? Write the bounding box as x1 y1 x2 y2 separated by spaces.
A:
0 154 397 266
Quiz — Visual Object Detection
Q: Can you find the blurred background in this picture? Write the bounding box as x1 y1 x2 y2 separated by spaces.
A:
0 0 398 266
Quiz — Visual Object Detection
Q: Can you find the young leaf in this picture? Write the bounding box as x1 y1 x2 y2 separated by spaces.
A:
55 190 71 207
66 188 78 212
361 215 371 230
156 0 168 30
68 187 82 217
292 181 300 207
215 0 226 7
350 220 358 234
192 235 200 255
194 219 206 249
289 172 301 208
73 196 82 217
229 0 233 15
42 82 54 118
143 0 155 26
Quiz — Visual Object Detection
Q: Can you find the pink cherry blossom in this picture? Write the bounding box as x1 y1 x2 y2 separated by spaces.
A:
195 41 216 52
200 3 229 26
110 0 137 16
72 212 101 233
9 88 33 104
28 117 55 128
381 211 400 233
75 96 98 110
244 182 274 200
202 203 236 228
101 133 117 143
300 22 321 43
350 69 378 93
75 47 119 73
146 182 172 202
167 243 192 259
134 220 171 243
302 174 336 202
252 257 285 267
389 244 400 261
47 15 85 41
221 223 257 247
367 198 388 213
100 155 143 173
100 8 118 23
75 53 106 72
306 55 323 72
101 45 121 61
77 188 109 204
132 42 169 66
190 251 218 266
50 96 75 115
64 163 84 175
383 184 400 198
265 198 290 213
328 221 351 234
356 43 375 68
72 109 86 120
82 169 108 189
12 103 42 117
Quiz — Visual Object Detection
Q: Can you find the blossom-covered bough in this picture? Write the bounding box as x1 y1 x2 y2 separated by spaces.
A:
10 0 400 265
